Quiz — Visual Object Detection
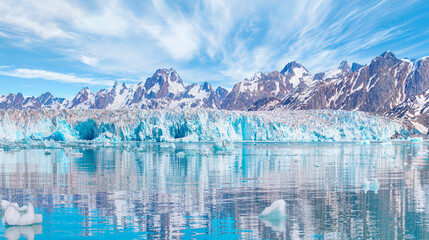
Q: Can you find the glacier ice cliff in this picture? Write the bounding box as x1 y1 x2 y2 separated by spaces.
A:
0 109 406 143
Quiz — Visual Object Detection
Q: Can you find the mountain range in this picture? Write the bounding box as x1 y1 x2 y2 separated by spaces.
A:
1 51 429 131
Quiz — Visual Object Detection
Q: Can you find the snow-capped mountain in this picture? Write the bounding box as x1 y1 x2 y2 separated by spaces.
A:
1 51 429 131
0 68 229 110
0 92 68 110
221 61 315 110
252 52 429 116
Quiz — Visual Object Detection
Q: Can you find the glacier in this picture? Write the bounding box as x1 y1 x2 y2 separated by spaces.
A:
0 109 407 143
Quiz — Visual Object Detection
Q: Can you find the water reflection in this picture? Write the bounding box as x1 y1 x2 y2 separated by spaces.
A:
4 225 42 240
0 142 428 239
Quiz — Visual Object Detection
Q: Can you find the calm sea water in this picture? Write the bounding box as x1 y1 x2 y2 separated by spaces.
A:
0 142 428 239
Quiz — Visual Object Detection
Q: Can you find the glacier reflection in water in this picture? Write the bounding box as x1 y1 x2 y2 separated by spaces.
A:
0 142 429 239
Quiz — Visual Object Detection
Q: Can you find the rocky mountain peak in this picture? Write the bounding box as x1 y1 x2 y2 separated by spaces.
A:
338 60 351 73
380 51 396 59
144 68 185 98
351 63 363 72
280 61 308 75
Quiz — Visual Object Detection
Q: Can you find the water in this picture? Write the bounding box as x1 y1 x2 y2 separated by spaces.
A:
0 142 428 239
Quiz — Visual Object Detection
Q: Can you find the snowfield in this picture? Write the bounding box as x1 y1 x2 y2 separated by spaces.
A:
0 109 405 143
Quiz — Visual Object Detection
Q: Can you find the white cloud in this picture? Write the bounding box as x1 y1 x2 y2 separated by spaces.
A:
80 55 99 67
0 0 426 88
0 67 114 85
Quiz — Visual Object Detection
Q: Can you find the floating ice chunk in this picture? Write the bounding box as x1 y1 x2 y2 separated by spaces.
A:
380 141 393 146
1 200 27 212
43 140 61 149
161 143 176 149
259 200 287 231
259 200 287 219
409 137 423 142
3 203 43 226
361 178 380 194
213 141 225 151
404 162 408 167
176 151 185 158
370 179 380 194
4 224 43 240
70 152 83 157
358 140 371 145
213 140 234 152
361 177 370 194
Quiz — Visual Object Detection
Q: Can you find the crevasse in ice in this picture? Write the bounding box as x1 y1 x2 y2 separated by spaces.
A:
0 109 405 142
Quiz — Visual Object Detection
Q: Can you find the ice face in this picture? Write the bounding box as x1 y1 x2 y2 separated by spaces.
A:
0 109 405 143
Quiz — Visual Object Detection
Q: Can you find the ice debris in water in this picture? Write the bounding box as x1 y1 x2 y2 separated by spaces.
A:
361 178 380 194
69 152 83 157
213 140 234 152
4 224 43 240
409 137 423 143
358 140 371 145
1 201 42 226
176 151 185 158
259 200 287 232
161 143 176 149
380 141 393 146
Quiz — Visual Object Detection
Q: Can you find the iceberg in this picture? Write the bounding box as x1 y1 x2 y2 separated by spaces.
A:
259 200 287 231
361 178 380 194
370 179 380 194
1 200 27 212
0 109 406 143
1 202 42 226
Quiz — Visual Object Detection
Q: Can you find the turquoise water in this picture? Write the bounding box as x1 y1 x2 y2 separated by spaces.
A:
0 142 428 239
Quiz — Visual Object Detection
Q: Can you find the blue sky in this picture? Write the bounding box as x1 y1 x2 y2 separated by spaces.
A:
0 0 428 98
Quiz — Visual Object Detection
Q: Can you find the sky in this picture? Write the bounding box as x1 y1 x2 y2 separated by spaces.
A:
0 0 428 98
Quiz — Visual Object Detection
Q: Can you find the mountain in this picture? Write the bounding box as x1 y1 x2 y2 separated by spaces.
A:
0 92 68 110
2 52 429 132
252 52 429 116
221 61 314 110
0 68 228 110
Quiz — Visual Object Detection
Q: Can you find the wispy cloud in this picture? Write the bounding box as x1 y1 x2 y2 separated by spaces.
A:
0 67 114 85
0 0 427 89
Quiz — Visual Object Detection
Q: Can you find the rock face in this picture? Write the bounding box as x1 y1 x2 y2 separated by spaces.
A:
273 52 429 115
386 88 429 132
0 69 229 110
0 92 67 110
221 61 314 110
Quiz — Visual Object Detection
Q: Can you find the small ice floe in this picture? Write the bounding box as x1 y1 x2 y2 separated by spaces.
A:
259 200 287 231
4 224 43 240
1 201 42 226
70 152 83 157
361 177 380 194
409 137 423 143
161 143 176 149
404 162 408 167
176 151 186 158
213 140 235 152
380 141 393 146
358 140 371 145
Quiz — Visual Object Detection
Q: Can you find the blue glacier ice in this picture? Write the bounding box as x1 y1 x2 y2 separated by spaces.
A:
0 109 408 143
